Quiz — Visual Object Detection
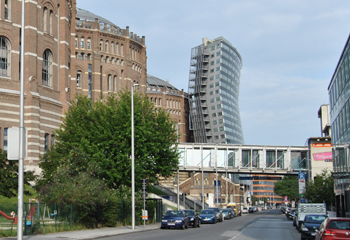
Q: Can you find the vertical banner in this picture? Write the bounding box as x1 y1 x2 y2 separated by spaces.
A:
298 172 306 196
214 180 221 204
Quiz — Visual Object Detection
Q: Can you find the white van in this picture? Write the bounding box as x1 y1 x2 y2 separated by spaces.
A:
296 203 326 232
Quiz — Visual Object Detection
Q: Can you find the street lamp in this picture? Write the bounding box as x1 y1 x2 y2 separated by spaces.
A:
176 123 184 210
131 84 139 230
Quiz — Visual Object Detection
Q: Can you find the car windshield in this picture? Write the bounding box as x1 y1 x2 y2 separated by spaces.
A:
328 220 350 230
201 209 214 214
164 211 184 217
222 209 231 212
305 215 327 223
184 210 194 216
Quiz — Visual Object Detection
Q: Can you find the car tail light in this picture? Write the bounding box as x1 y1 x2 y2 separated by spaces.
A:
324 230 336 236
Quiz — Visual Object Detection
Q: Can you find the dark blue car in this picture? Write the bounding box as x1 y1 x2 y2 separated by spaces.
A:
199 209 217 224
160 210 189 229
300 214 327 240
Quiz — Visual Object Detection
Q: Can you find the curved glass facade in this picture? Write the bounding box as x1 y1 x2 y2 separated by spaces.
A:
188 37 244 144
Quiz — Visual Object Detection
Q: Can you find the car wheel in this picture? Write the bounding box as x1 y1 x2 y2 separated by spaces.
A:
160 225 164 229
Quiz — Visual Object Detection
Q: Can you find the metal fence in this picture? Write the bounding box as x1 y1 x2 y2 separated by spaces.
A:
0 199 162 236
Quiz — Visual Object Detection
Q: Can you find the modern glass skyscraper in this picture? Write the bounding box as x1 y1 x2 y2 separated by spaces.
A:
188 37 244 144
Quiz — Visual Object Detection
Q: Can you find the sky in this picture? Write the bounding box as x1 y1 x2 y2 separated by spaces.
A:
76 0 351 147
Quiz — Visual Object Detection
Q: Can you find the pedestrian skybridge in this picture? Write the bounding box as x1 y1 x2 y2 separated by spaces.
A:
177 143 309 176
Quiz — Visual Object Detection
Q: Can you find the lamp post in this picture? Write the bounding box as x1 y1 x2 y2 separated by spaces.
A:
176 123 184 210
131 84 139 230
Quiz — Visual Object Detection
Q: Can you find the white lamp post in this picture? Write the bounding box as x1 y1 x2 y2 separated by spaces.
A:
131 84 139 230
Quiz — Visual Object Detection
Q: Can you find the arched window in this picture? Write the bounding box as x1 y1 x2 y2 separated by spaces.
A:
44 133 49 152
111 41 114 53
51 134 55 147
80 37 84 48
43 7 48 32
49 10 53 35
121 44 124 56
75 36 78 48
0 36 11 77
105 41 109 52
113 75 117 92
100 39 103 51
116 43 119 54
42 49 53 87
76 70 82 87
87 38 91 49
108 75 112 91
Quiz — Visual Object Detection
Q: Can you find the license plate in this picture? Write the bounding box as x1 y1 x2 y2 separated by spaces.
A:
168 223 175 225
204 219 209 221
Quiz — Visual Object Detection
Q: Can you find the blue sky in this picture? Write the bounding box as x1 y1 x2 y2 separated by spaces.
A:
76 0 351 146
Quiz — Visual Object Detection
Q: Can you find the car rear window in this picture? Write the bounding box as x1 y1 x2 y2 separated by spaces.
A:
328 220 350 230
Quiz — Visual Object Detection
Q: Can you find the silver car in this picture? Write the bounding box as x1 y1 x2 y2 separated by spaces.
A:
208 207 224 222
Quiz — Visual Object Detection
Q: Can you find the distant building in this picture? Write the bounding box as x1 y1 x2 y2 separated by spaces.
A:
187 37 244 144
327 35 350 217
252 175 284 206
318 104 331 137
146 74 191 143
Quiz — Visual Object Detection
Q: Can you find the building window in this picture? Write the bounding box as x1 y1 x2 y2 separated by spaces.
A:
76 70 82 87
51 134 54 147
116 43 119 54
5 0 11 20
0 36 11 77
87 53 91 60
87 38 91 49
44 133 49 152
113 75 117 92
3 128 8 151
42 49 53 87
105 41 109 52
75 37 78 48
121 44 124 55
100 40 103 51
43 7 47 32
108 75 112 91
49 10 53 35
111 42 114 53
80 37 84 48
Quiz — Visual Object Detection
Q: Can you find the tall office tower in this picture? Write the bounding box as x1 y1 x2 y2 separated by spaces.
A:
188 37 244 144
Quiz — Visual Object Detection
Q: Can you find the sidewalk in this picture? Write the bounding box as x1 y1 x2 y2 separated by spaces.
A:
0 223 161 240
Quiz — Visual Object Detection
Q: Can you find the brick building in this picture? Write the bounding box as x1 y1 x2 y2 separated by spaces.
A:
0 1 146 174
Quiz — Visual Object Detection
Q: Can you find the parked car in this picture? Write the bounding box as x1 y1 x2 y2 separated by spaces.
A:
199 209 217 224
252 206 259 212
208 207 224 222
242 207 248 214
300 214 327 240
221 208 233 220
226 202 240 215
315 217 350 240
230 209 237 217
293 211 298 226
249 207 254 213
161 210 189 229
183 209 200 228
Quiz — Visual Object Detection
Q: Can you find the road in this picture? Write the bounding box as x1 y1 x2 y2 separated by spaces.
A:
98 208 300 240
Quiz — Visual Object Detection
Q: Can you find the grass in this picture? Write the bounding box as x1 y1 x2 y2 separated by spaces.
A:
148 185 168 196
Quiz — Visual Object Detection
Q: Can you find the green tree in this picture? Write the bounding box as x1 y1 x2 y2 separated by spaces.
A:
37 91 179 190
304 169 335 208
274 175 298 200
0 149 36 198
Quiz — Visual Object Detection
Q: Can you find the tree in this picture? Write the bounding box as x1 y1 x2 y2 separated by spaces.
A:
0 149 36 198
304 169 335 208
37 91 179 190
274 175 298 201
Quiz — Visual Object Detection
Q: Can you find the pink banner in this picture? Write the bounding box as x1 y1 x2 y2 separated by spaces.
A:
313 152 332 161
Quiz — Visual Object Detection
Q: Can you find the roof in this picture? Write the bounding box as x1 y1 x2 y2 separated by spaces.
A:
147 74 178 90
76 8 118 28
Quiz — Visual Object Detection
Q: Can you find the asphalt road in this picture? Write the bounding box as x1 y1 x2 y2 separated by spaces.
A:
98 208 301 240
